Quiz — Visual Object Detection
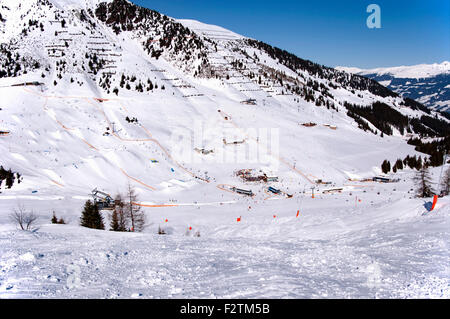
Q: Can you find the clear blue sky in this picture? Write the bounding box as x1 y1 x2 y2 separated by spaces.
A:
131 0 449 69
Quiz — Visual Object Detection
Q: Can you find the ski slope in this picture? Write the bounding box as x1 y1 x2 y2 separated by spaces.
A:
0 184 449 298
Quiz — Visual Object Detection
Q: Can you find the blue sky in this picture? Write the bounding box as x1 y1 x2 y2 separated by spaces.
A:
132 0 449 69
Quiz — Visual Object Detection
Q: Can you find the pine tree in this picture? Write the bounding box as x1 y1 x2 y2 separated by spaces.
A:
80 200 105 230
403 156 409 167
80 200 93 228
110 209 120 231
429 151 444 167
5 171 14 188
413 166 434 198
395 159 403 171
416 156 423 170
51 212 58 224
93 204 104 229
381 160 391 174
406 155 418 169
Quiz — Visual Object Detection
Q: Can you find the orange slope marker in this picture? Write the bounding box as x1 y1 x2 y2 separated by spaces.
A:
120 169 157 191
431 195 438 211
51 179 64 187
81 138 98 150
132 202 178 208
55 119 74 131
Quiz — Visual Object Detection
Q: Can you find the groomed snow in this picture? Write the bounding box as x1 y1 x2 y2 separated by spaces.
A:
0 188 449 298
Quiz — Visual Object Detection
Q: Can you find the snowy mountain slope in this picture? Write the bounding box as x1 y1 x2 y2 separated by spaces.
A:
337 62 450 113
2 0 446 197
0 0 449 299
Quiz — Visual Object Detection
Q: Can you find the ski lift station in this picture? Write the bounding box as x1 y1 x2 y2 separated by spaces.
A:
91 188 114 210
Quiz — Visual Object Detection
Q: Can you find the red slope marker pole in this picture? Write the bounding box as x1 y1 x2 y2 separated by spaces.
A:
431 195 438 211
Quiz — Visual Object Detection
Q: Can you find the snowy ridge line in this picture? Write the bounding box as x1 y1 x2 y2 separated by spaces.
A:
336 62 450 112
336 61 450 79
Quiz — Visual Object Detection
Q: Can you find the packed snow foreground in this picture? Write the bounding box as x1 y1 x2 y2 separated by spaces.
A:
0 0 449 298
0 192 449 298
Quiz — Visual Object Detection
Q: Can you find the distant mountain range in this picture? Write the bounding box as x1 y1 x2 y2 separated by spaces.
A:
337 62 450 113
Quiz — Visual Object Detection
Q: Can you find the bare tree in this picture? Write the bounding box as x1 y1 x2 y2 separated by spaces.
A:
413 166 434 198
440 167 450 196
110 194 128 231
9 205 38 231
125 184 146 232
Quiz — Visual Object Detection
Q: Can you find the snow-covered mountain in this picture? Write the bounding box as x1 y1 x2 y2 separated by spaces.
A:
337 62 450 113
1 0 449 298
1 0 447 194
